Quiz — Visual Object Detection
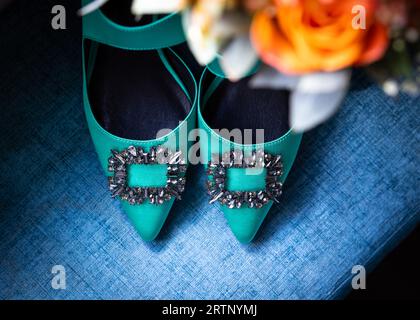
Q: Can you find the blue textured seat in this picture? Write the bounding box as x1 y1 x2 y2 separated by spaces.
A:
0 0 418 299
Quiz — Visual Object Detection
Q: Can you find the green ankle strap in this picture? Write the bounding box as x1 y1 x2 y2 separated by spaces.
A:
82 0 185 50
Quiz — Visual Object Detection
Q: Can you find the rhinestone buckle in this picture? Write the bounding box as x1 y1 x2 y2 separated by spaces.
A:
206 150 283 209
108 145 186 205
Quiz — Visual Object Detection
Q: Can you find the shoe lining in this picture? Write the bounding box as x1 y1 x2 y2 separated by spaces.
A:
86 1 192 141
203 75 291 144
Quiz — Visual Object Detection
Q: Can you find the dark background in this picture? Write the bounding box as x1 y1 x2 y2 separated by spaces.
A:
347 225 419 300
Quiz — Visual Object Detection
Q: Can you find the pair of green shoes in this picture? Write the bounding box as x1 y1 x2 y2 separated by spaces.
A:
82 1 302 243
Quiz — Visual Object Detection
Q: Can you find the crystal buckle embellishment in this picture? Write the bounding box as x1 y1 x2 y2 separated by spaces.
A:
206 150 283 209
108 146 186 205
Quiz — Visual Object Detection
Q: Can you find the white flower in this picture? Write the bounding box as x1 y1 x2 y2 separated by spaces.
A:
131 0 187 15
183 2 257 80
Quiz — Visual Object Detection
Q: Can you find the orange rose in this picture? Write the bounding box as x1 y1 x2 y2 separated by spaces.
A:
251 0 389 74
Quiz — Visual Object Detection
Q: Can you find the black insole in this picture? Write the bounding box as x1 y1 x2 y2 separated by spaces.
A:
86 1 191 140
203 76 291 144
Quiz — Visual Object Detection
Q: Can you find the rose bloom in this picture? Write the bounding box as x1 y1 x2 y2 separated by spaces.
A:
250 0 389 74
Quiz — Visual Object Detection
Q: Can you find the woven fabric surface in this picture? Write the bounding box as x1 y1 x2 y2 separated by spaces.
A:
0 0 419 300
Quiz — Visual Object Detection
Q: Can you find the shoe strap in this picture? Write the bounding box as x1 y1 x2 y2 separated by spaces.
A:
82 1 185 50
206 59 261 79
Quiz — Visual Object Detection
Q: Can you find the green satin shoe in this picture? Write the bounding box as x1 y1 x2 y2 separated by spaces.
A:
82 0 197 241
198 67 302 243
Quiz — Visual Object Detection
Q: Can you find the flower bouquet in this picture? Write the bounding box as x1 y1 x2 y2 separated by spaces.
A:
81 0 420 132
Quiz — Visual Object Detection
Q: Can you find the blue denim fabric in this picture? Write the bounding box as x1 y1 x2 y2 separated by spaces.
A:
0 0 418 299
